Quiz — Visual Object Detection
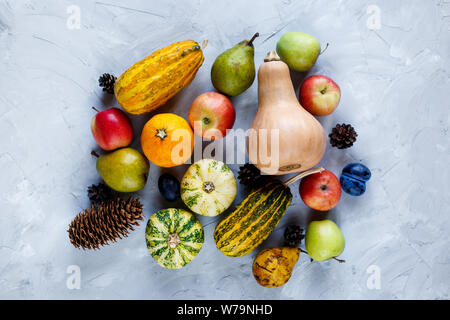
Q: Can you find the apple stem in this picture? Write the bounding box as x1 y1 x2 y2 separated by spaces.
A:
248 32 260 46
332 257 346 263
319 43 329 56
92 107 100 113
91 151 100 158
282 167 325 187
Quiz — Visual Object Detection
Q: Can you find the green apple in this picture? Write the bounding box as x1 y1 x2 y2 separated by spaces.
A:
276 32 321 72
305 219 345 261
96 147 149 192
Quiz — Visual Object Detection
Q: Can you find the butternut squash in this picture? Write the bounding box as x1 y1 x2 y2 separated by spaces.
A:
247 51 326 175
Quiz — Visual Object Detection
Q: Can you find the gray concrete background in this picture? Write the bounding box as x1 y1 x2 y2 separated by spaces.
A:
0 0 449 299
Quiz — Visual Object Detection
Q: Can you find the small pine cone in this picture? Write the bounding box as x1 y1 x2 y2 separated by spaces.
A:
237 163 266 189
87 183 115 206
329 123 358 149
284 225 304 247
68 198 144 250
98 73 116 94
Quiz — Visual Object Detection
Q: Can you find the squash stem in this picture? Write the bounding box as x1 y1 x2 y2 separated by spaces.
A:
201 39 208 50
282 167 325 187
264 50 280 62
167 233 181 249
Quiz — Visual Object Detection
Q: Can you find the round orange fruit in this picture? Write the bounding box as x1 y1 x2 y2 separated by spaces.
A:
141 113 194 167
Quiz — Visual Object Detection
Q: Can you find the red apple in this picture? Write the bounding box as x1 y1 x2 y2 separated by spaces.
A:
188 92 236 140
299 75 341 116
299 170 341 211
91 107 133 150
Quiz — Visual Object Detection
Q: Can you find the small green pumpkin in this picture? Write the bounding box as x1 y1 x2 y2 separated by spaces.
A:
181 159 237 217
145 208 204 269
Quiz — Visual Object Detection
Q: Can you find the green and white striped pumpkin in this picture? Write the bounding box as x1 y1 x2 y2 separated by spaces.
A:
181 159 237 217
145 208 204 269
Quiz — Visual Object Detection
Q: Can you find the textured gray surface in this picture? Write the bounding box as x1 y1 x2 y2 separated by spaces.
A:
0 0 449 300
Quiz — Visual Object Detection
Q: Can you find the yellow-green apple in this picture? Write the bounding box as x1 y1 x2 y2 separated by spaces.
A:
188 92 236 140
299 75 341 116
305 220 345 261
299 170 341 211
91 107 133 151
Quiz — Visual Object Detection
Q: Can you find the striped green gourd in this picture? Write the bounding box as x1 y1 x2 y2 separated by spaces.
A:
145 208 204 269
214 167 324 258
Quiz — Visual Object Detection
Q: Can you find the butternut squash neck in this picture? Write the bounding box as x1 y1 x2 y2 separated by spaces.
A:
258 52 302 111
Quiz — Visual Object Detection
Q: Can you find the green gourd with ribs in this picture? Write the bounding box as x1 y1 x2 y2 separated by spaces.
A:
145 208 204 269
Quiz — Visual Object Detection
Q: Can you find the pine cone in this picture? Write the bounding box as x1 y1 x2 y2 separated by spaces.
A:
87 183 115 206
284 225 304 247
329 123 358 149
237 163 266 189
98 73 116 94
68 198 144 250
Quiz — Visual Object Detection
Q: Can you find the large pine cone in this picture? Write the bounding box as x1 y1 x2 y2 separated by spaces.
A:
68 198 143 250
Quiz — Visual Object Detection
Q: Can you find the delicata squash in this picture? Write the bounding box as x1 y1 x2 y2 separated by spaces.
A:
114 40 206 115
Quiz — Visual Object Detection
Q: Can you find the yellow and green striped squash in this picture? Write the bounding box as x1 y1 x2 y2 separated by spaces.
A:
214 181 292 258
181 159 237 217
114 40 205 115
145 208 204 269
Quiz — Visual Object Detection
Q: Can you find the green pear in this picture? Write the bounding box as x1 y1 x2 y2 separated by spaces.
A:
276 32 321 72
211 33 259 97
305 219 345 261
96 147 149 192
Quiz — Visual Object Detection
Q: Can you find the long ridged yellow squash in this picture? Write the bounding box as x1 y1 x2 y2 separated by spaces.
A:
114 40 206 115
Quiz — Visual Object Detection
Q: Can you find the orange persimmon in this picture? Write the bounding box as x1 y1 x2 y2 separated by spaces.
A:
141 113 194 168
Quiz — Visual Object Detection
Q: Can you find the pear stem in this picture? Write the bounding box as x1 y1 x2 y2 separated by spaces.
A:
282 167 325 187
91 151 100 158
333 257 346 263
248 32 259 46
300 248 346 264
92 107 100 113
319 43 329 56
